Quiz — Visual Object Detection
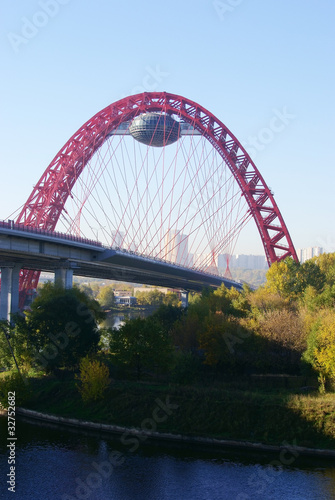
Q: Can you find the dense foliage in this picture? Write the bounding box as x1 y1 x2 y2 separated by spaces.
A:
135 289 181 307
2 253 335 395
109 316 174 379
2 256 335 452
96 285 115 309
2 283 106 373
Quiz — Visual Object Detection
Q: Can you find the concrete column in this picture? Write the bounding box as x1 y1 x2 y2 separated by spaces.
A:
181 291 189 308
54 267 73 289
0 264 21 321
11 265 21 316
0 267 12 321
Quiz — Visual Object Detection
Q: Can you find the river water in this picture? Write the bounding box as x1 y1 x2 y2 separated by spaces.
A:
1 416 335 500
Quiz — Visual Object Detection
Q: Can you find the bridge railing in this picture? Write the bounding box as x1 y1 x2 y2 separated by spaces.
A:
0 220 103 248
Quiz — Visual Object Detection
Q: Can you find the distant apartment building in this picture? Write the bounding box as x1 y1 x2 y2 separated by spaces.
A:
164 231 191 266
296 247 323 263
111 230 124 248
218 253 267 270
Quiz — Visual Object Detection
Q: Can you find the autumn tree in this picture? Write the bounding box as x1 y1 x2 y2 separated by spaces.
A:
135 289 165 306
198 313 251 369
312 252 335 285
247 286 289 316
212 284 250 317
265 257 326 300
76 356 111 402
97 285 115 309
163 292 181 307
254 308 306 373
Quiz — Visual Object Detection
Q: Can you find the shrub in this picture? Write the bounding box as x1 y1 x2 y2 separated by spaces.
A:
76 356 111 403
0 371 31 408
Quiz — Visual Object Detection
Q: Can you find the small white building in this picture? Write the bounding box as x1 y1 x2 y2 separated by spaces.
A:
114 295 137 306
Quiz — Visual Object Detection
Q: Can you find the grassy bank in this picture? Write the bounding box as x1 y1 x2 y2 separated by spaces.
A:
10 373 335 451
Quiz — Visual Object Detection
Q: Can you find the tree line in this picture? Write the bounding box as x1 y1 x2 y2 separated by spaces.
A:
1 252 335 395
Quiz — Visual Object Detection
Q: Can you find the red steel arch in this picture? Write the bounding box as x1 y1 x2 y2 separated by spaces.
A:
16 92 297 300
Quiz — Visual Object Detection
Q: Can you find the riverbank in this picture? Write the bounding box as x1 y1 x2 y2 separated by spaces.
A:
2 406 334 459
10 375 335 452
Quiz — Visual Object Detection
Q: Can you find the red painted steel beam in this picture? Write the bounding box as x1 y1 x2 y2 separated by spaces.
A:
16 92 298 305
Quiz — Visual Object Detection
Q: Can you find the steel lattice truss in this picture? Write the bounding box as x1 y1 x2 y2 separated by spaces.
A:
15 92 297 300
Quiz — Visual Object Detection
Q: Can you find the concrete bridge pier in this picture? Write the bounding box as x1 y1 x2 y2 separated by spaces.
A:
181 291 189 308
54 266 74 289
0 264 21 322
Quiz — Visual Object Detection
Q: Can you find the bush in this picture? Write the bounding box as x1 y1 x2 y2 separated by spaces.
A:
76 356 111 403
0 371 31 408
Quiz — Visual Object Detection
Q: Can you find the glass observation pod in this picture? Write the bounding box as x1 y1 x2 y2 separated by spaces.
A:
107 114 202 145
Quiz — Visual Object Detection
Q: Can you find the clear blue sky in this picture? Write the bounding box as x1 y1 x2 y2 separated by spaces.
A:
1 0 334 255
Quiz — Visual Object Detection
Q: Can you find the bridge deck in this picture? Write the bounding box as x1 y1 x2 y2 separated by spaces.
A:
0 223 243 292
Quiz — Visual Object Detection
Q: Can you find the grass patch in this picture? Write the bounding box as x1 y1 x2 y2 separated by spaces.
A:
13 371 335 450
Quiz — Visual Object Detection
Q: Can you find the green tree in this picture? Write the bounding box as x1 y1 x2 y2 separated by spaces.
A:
109 317 173 379
303 310 335 391
97 285 115 309
136 289 164 306
303 284 335 310
0 319 34 371
17 283 105 373
299 260 326 292
265 258 301 299
78 282 101 298
134 291 147 305
163 292 181 307
79 284 96 299
312 252 335 285
152 304 184 334
212 284 250 317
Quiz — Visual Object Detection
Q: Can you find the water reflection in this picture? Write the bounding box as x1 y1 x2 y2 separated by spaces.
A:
1 416 335 500
103 309 155 330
